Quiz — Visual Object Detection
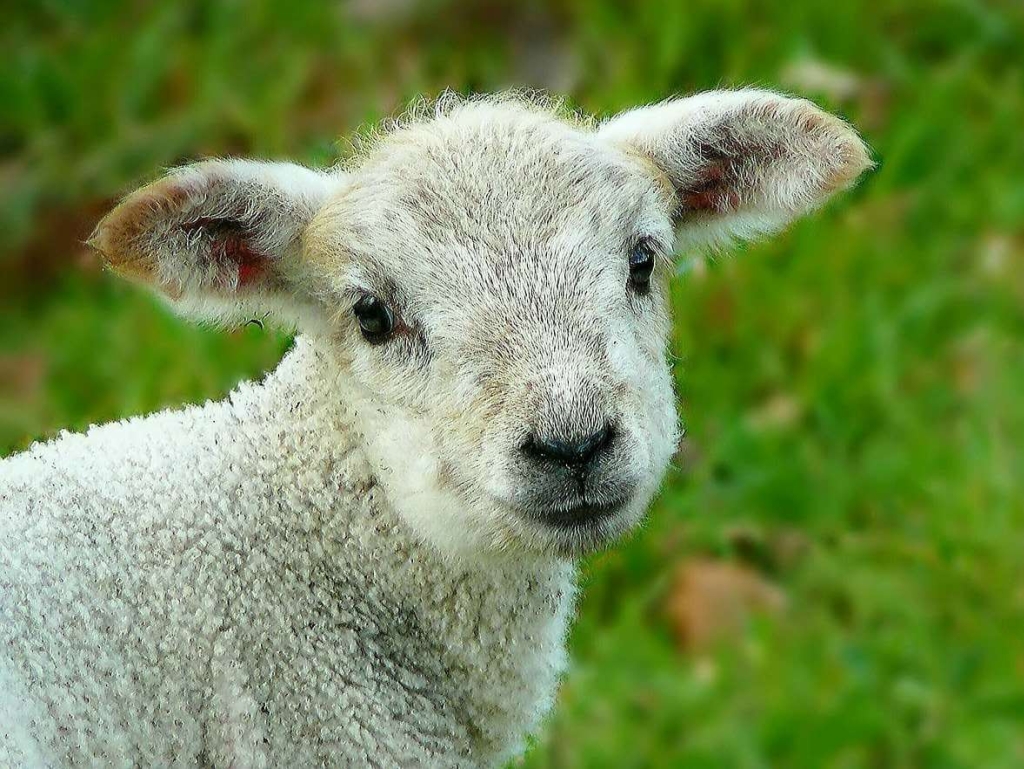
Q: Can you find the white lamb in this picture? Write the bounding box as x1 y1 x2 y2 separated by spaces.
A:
0 90 870 767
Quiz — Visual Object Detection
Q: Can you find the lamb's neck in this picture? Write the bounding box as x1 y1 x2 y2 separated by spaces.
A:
225 337 576 760
233 334 576 628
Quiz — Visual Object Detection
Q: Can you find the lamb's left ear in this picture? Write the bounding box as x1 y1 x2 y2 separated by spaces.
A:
89 159 343 327
599 89 873 248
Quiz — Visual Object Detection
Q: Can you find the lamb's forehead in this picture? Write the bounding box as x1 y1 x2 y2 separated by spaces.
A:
325 101 668 267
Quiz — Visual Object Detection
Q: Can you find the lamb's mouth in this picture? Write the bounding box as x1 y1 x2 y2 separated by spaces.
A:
522 493 632 531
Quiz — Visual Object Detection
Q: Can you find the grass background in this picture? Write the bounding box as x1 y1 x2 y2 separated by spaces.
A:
2 1 1023 766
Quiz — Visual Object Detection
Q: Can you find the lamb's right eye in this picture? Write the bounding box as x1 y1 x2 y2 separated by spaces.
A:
353 295 394 345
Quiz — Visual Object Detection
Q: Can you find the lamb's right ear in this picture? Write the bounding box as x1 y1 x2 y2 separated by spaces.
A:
89 159 344 327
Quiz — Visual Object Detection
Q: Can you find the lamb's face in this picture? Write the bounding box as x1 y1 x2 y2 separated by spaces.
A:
304 106 682 555
91 91 871 558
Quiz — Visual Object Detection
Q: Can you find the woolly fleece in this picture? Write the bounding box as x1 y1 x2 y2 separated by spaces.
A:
0 338 575 767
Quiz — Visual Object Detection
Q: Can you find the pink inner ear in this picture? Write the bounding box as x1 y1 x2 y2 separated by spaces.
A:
680 161 742 214
182 216 269 289
222 235 268 287
236 258 265 286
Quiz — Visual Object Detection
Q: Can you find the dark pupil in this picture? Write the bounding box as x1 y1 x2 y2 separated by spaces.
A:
629 241 655 287
353 295 394 343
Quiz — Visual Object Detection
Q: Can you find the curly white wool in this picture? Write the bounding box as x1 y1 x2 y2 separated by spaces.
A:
0 339 575 767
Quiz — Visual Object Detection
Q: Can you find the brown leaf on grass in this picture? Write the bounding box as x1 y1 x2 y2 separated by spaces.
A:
666 557 786 652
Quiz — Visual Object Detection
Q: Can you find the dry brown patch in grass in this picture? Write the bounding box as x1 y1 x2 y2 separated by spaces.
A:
666 557 787 652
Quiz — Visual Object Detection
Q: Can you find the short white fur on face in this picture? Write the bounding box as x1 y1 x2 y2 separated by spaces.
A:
93 90 871 559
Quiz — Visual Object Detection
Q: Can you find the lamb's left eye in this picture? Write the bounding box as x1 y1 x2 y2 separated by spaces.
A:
628 239 656 293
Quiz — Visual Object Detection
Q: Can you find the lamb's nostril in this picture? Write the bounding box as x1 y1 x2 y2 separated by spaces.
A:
523 424 615 467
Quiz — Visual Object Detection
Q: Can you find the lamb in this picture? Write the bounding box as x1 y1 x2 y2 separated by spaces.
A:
0 90 871 768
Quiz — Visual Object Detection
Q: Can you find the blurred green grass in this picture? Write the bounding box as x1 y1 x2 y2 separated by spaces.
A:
2 1 1023 767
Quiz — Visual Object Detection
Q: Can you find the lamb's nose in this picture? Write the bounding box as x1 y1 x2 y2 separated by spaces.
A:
523 424 615 468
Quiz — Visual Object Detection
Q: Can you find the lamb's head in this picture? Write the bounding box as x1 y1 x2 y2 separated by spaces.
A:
91 90 871 559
